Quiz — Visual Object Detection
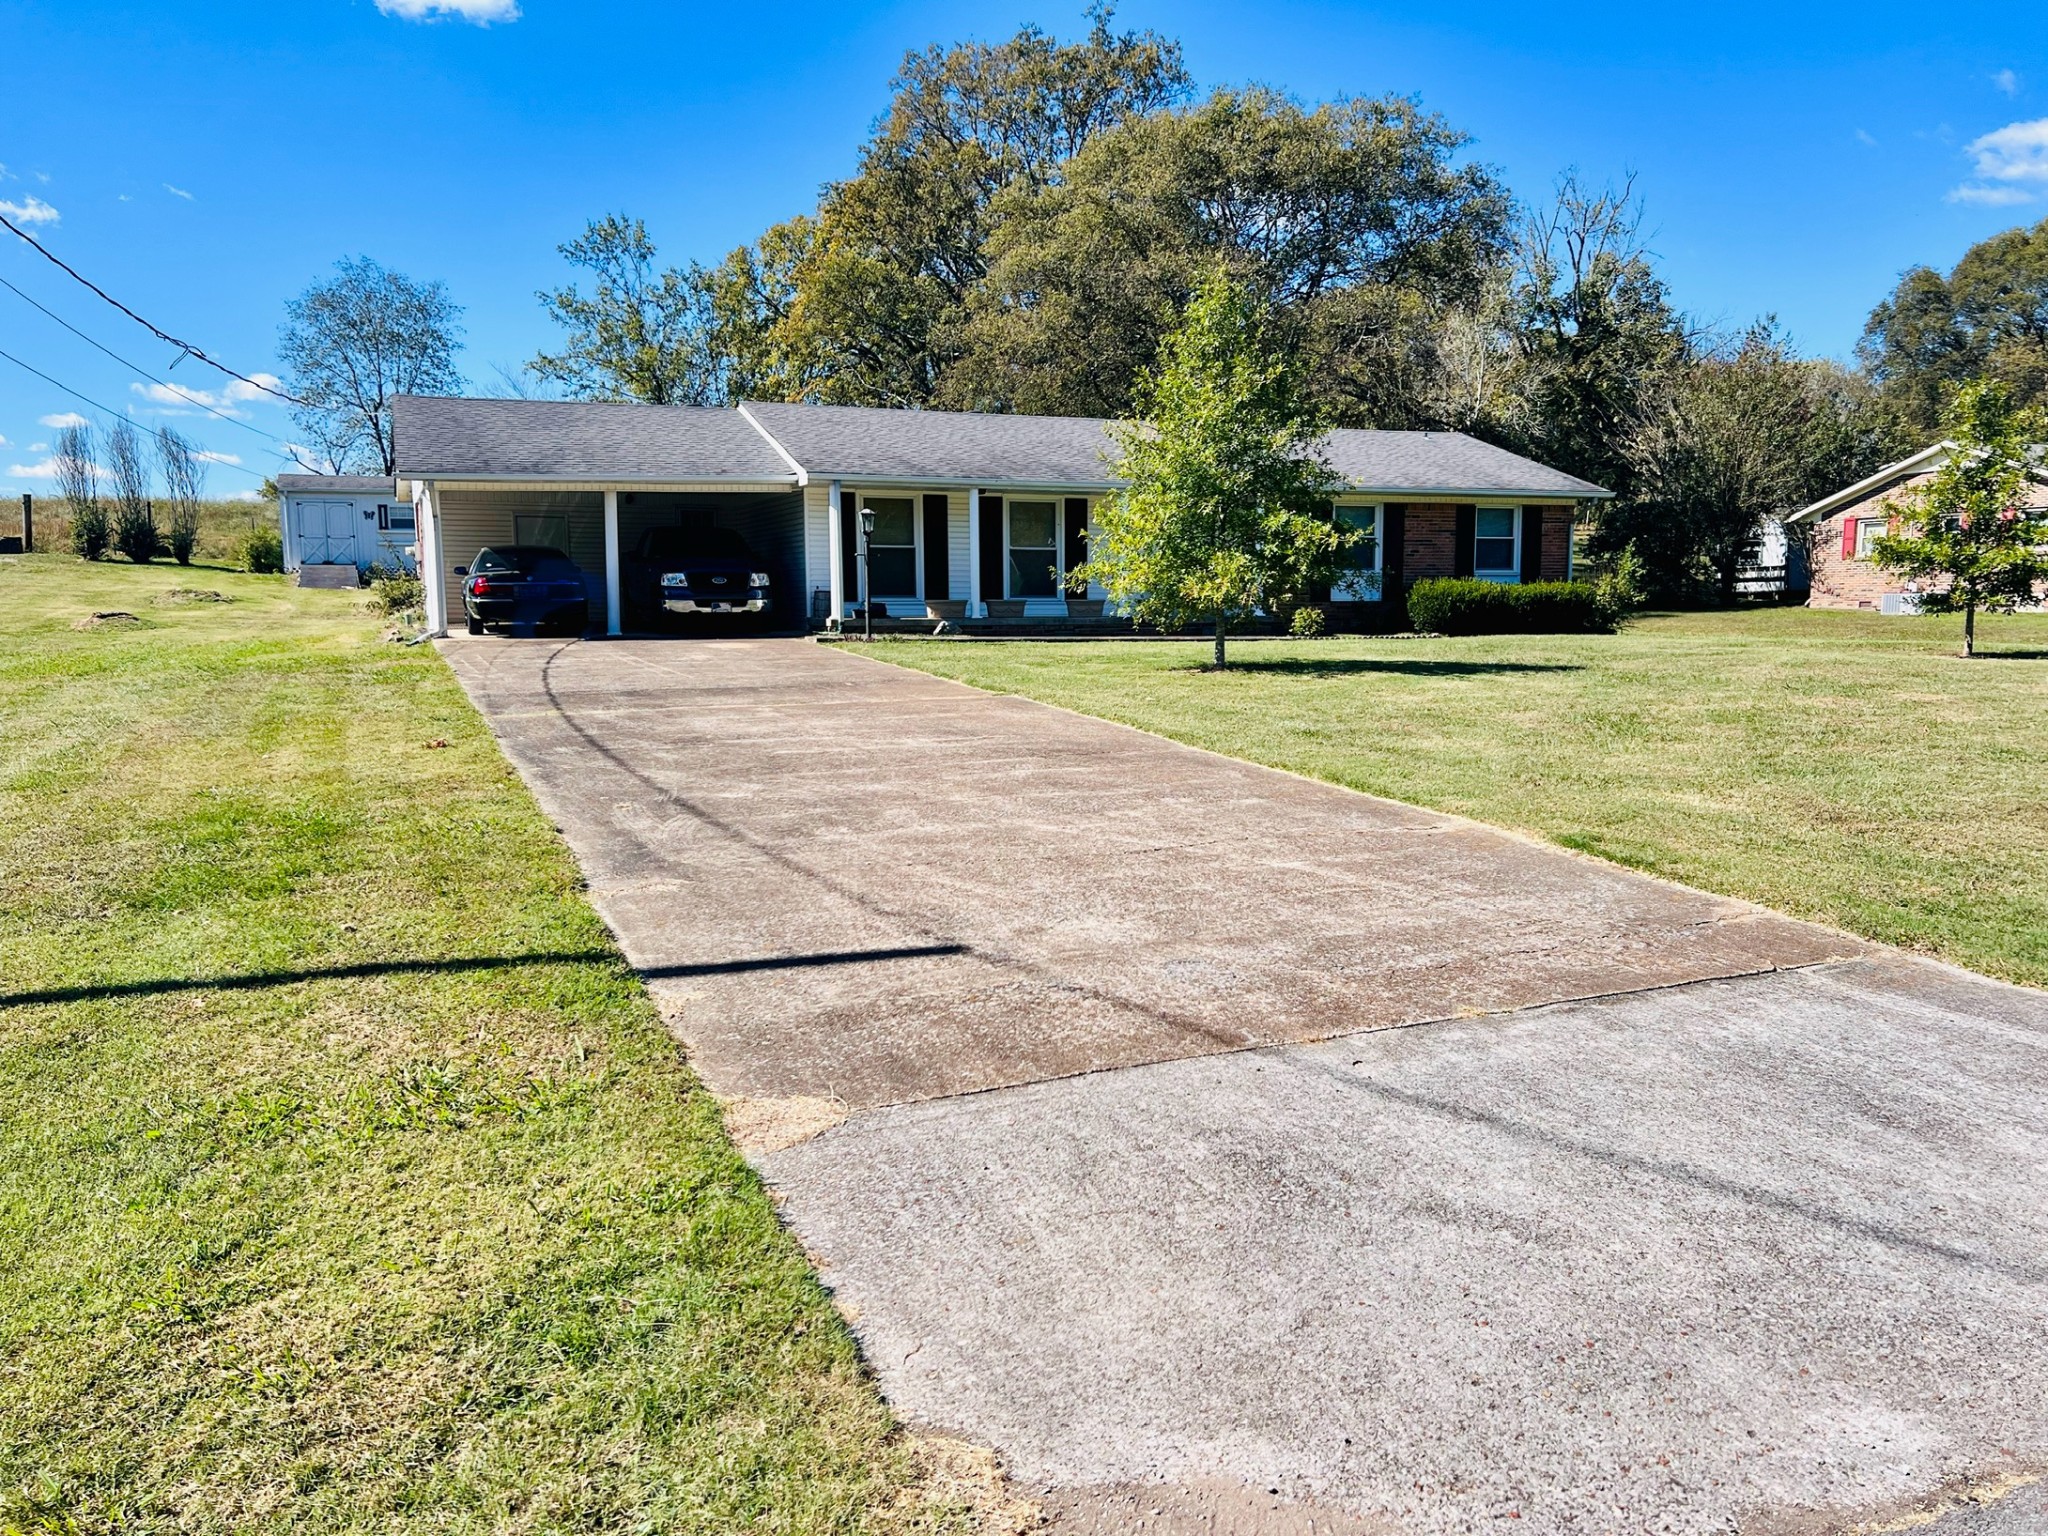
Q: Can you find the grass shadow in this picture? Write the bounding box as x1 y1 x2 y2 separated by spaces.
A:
1973 649 2048 661
1 943 971 1009
1216 657 1585 678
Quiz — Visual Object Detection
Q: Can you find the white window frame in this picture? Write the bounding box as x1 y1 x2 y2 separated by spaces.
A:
1332 501 1383 600
1473 504 1522 583
1004 497 1064 600
1853 518 1881 559
857 490 923 601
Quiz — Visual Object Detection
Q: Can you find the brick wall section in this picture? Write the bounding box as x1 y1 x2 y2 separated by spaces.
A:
1808 472 2048 610
1538 505 1573 581
1403 504 1458 577
1401 503 1575 582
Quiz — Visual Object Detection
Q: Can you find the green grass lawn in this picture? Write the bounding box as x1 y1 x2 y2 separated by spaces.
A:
0 555 980 1535
873 607 2048 990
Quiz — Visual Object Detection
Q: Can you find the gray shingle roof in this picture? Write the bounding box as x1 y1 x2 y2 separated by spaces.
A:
1317 429 1609 498
393 396 797 482
745 401 1606 497
392 394 1610 498
276 474 396 494
740 400 1124 487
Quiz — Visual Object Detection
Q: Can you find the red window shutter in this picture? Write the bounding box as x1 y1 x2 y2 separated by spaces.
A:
1841 516 1857 559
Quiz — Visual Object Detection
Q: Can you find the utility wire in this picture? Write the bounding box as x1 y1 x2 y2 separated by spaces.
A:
0 212 307 408
0 344 281 483
0 273 296 448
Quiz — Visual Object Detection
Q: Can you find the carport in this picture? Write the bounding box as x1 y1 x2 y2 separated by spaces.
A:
393 397 804 637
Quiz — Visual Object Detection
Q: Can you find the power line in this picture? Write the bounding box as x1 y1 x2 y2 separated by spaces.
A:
0 212 307 408
0 343 285 483
0 273 296 449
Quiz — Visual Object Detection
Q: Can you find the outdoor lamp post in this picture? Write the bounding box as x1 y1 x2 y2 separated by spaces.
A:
858 505 877 642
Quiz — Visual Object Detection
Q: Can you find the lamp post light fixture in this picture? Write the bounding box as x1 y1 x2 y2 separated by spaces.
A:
858 504 877 642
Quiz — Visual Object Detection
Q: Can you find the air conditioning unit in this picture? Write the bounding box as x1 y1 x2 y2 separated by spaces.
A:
1879 592 1922 616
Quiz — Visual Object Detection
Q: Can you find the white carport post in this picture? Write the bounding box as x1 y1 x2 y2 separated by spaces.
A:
825 478 845 629
419 480 448 637
602 489 622 637
967 486 982 618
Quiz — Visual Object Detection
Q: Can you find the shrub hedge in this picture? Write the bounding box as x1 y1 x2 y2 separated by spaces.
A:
1407 577 1609 635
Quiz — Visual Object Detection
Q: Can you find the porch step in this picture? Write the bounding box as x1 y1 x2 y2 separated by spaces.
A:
296 564 361 590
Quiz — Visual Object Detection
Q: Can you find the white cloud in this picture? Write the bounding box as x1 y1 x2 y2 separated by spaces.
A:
227 488 265 502
194 450 242 466
0 433 9 448
0 195 59 225
376 0 520 22
1855 128 1879 147
128 378 279 418
1994 69 2021 96
38 411 89 429
1950 183 2037 206
164 183 194 201
6 456 61 479
1951 117 2048 205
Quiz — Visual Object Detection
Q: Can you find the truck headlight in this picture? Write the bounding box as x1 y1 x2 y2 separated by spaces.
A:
661 572 689 586
749 572 771 587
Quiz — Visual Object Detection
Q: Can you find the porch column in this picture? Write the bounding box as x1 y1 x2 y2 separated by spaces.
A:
826 478 845 628
603 489 622 637
419 480 448 637
967 486 982 619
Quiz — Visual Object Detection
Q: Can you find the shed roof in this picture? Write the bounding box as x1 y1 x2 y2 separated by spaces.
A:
276 474 397 495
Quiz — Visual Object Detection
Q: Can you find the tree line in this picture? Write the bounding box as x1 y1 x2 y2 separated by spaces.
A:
278 6 2048 603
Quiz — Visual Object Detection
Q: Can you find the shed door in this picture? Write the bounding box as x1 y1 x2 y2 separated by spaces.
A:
300 501 359 565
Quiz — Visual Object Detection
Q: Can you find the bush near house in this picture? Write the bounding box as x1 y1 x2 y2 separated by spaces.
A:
239 525 284 574
1407 577 1606 635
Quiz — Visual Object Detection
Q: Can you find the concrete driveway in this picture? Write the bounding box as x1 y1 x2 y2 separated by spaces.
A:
445 635 2048 1536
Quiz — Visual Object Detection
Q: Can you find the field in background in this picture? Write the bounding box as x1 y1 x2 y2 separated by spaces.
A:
10 496 274 566
0 553 985 1535
875 608 2048 990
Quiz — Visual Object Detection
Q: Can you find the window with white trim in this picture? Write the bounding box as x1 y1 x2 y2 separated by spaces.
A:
1007 499 1059 597
1474 506 1520 580
1853 518 1881 559
1333 503 1382 599
864 496 919 597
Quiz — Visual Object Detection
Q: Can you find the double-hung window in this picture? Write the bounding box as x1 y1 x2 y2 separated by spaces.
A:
1333 504 1382 599
864 496 918 597
1474 507 1520 581
1853 518 1882 559
1007 499 1059 597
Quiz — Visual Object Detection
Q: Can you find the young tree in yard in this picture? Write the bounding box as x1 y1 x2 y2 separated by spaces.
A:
104 419 158 563
53 422 108 560
1076 266 1346 669
1871 381 2048 657
155 426 205 566
279 257 463 474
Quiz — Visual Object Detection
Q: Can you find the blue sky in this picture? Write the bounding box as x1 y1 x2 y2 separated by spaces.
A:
2 0 2044 497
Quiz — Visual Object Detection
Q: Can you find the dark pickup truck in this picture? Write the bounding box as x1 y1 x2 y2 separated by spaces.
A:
625 525 772 627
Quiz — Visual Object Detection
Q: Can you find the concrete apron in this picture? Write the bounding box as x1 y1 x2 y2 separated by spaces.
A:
443 636 2048 1536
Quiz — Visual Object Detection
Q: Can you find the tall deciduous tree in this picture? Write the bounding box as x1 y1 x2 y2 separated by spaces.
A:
742 6 1189 406
530 215 722 404
279 257 464 474
953 87 1510 421
1077 267 1347 668
1604 324 1891 600
1504 174 1688 501
1870 381 2048 656
1860 217 2048 438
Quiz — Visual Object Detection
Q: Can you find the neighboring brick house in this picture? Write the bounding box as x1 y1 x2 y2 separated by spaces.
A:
1788 443 2048 612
